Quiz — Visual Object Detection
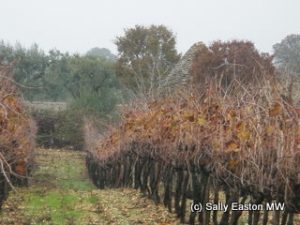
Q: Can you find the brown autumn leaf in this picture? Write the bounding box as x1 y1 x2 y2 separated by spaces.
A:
226 110 237 121
228 159 239 170
296 108 300 117
295 134 300 143
15 160 26 176
197 116 206 126
237 130 251 141
235 122 250 140
183 111 195 122
266 125 275 135
269 102 282 117
226 140 240 152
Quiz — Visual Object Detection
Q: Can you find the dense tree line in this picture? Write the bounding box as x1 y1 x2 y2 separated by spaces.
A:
0 41 122 112
0 41 123 149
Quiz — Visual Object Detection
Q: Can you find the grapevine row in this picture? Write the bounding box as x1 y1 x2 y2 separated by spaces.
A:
0 64 35 206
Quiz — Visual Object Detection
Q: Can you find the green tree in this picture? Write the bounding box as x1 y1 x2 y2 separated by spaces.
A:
43 50 72 101
0 40 15 63
115 25 181 96
273 34 300 74
273 34 300 99
64 55 122 116
7 43 48 100
0 41 51 100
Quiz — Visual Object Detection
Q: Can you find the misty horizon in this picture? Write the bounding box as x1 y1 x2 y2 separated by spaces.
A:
1 0 299 55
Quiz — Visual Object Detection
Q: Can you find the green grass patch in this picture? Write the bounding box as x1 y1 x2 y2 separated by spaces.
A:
0 148 179 225
24 189 83 225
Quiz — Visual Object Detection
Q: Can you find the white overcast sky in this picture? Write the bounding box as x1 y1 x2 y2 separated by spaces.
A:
1 0 299 55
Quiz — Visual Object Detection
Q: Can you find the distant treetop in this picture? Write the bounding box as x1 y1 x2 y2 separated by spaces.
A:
86 47 117 61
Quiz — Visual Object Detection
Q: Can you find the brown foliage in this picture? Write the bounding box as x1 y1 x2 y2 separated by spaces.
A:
86 77 299 192
191 40 274 88
85 41 300 221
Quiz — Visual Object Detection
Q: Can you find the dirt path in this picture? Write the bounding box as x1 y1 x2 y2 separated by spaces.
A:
0 149 179 225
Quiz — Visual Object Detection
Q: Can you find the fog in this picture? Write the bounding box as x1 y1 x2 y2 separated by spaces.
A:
1 0 299 54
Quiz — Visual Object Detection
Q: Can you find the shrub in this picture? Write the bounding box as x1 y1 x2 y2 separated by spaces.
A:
32 109 84 150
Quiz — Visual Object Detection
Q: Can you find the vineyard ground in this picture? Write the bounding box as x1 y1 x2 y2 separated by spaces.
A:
0 149 179 225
